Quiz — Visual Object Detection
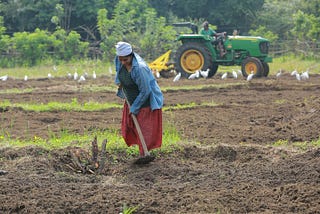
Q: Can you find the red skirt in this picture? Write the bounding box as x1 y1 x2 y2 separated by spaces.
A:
121 103 162 155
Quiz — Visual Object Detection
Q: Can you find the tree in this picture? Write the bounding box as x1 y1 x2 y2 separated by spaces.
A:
97 0 177 61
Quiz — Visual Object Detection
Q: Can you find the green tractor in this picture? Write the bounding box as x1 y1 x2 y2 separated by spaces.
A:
173 23 272 78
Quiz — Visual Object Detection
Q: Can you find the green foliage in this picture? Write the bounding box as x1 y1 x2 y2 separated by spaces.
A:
97 0 177 61
0 28 89 67
122 204 139 214
291 10 320 42
140 9 177 60
0 16 6 35
249 26 278 42
13 29 55 66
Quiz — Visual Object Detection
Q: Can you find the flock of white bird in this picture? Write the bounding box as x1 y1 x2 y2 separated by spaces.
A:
0 65 116 83
0 66 312 83
170 67 312 82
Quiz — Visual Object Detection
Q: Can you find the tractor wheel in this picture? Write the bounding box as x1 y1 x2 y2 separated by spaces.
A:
241 57 264 77
208 63 218 78
262 62 269 77
175 42 214 78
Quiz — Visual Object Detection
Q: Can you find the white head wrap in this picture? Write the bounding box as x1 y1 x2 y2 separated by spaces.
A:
115 42 133 56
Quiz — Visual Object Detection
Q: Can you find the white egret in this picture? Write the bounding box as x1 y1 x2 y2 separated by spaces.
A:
92 71 97 79
173 72 181 82
74 72 78 80
0 75 8 81
200 68 209 78
276 69 282 78
48 73 53 79
78 75 86 83
221 72 228 80
247 71 254 81
67 72 72 78
232 70 238 79
291 68 298 76
295 73 301 81
155 70 160 78
188 70 199 80
24 75 28 81
301 69 309 80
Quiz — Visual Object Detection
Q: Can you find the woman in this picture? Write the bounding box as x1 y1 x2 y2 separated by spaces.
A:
114 41 163 163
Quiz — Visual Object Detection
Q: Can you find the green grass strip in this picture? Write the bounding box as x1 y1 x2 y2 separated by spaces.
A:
0 99 219 112
0 124 182 155
272 138 320 150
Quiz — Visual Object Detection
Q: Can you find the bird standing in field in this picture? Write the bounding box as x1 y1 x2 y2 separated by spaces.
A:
155 70 161 78
78 75 86 83
0 75 8 81
301 69 309 80
276 69 282 78
92 71 97 79
173 72 181 82
74 71 78 80
24 75 28 81
221 72 228 80
188 70 199 80
247 71 254 81
291 68 298 76
200 68 210 79
232 69 238 79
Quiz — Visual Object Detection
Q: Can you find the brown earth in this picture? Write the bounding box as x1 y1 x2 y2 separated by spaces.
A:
1 72 320 213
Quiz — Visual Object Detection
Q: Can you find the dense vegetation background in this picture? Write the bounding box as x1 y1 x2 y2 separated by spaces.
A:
0 0 319 67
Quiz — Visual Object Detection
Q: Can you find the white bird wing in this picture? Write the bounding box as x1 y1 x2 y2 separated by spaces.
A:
232 70 238 79
155 71 160 78
247 73 254 81
173 72 181 82
221 73 227 79
74 72 78 80
188 73 197 79
291 69 297 76
200 70 208 78
78 75 86 82
0 75 8 81
195 70 200 78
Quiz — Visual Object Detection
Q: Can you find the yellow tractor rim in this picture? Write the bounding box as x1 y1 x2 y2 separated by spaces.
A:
180 49 204 74
245 62 258 75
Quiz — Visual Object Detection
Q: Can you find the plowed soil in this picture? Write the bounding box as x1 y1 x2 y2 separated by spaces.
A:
1 72 320 213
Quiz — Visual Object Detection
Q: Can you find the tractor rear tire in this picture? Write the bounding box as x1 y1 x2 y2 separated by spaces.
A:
208 64 218 78
241 57 264 77
175 42 214 78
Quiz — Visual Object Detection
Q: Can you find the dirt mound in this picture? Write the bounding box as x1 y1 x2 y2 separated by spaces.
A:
1 74 320 213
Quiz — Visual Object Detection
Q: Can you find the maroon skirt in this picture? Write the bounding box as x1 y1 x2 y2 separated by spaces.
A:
121 103 162 155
